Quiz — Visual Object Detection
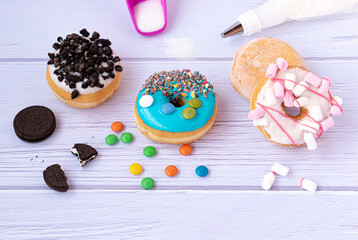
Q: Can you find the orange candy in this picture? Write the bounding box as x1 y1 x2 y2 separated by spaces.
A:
179 144 192 155
165 165 178 177
111 121 123 132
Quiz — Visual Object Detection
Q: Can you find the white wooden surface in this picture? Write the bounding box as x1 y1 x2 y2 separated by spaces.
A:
0 0 358 239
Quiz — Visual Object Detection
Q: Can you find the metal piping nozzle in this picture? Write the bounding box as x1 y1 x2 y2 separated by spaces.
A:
221 21 244 38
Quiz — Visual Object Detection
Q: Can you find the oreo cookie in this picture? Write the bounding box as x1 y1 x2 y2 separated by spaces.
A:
13 106 56 142
71 144 98 166
43 164 69 192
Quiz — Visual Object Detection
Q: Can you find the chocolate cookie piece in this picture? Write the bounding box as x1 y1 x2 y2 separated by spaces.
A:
71 144 98 166
13 106 56 142
43 164 69 192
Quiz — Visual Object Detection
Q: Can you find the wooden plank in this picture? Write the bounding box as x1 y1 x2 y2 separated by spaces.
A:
0 0 358 59
0 60 356 190
0 190 358 239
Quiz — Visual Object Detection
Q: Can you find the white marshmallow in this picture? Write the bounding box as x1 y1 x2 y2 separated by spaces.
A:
293 97 309 108
285 73 296 90
253 118 268 126
333 96 343 106
262 172 276 190
271 163 289 176
264 88 277 106
303 132 317 150
300 121 320 134
300 178 317 193
310 105 323 121
139 95 154 107
292 81 308 97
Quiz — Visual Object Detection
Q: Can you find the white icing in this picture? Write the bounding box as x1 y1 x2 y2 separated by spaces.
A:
256 67 332 145
48 50 120 95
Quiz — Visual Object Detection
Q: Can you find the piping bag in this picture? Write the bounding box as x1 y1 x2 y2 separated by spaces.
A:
222 0 358 37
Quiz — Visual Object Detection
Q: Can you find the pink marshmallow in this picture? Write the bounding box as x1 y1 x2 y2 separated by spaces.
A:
318 77 331 94
273 81 284 98
304 72 322 88
331 105 342 116
248 107 264 120
266 64 278 79
284 91 294 107
320 117 335 132
276 57 288 71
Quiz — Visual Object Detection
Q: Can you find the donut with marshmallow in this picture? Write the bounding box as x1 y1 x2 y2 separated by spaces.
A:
248 58 342 150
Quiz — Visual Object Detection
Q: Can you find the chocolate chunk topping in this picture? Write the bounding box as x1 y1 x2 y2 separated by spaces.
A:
52 43 60 50
79 28 90 37
71 90 79 99
115 65 123 72
48 29 123 99
90 31 100 40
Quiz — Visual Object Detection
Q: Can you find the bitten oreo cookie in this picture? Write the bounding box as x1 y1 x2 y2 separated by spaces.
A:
43 164 69 192
13 106 56 142
71 143 98 166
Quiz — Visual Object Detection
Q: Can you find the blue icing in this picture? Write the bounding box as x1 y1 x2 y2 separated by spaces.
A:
137 91 216 132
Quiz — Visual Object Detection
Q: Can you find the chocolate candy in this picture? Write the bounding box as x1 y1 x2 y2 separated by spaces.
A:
139 95 154 107
129 163 143 175
143 146 156 157
188 98 202 108
111 121 123 132
141 177 154 189
120 132 133 143
182 107 196 119
161 103 175 114
105 134 118 145
195 165 208 177
165 165 178 177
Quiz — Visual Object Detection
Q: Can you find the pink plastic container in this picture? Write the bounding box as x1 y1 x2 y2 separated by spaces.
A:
126 0 167 36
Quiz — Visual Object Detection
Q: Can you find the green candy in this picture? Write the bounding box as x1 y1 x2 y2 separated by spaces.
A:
141 177 154 189
182 107 196 119
120 132 133 143
188 98 202 109
143 146 156 157
105 134 118 145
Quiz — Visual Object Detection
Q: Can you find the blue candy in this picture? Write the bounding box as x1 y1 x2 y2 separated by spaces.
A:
161 103 175 114
195 165 208 177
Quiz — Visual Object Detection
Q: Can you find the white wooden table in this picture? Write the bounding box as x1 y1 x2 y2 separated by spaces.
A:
1 1 358 239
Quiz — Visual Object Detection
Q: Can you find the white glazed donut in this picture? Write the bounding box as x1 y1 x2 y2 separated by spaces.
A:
249 58 342 150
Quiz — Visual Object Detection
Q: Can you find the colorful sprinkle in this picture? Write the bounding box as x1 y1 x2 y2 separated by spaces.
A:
111 121 123 132
188 98 202 108
140 70 215 101
129 163 143 175
120 132 133 143
179 144 192 155
141 177 154 189
195 165 208 177
182 107 196 119
165 165 178 177
161 103 175 114
105 134 118 145
143 146 156 157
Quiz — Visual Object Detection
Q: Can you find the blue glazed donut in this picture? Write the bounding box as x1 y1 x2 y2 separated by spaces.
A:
134 70 217 144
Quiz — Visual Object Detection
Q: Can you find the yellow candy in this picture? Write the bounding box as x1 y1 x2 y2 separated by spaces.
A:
129 163 143 175
191 91 196 97
173 84 178 88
